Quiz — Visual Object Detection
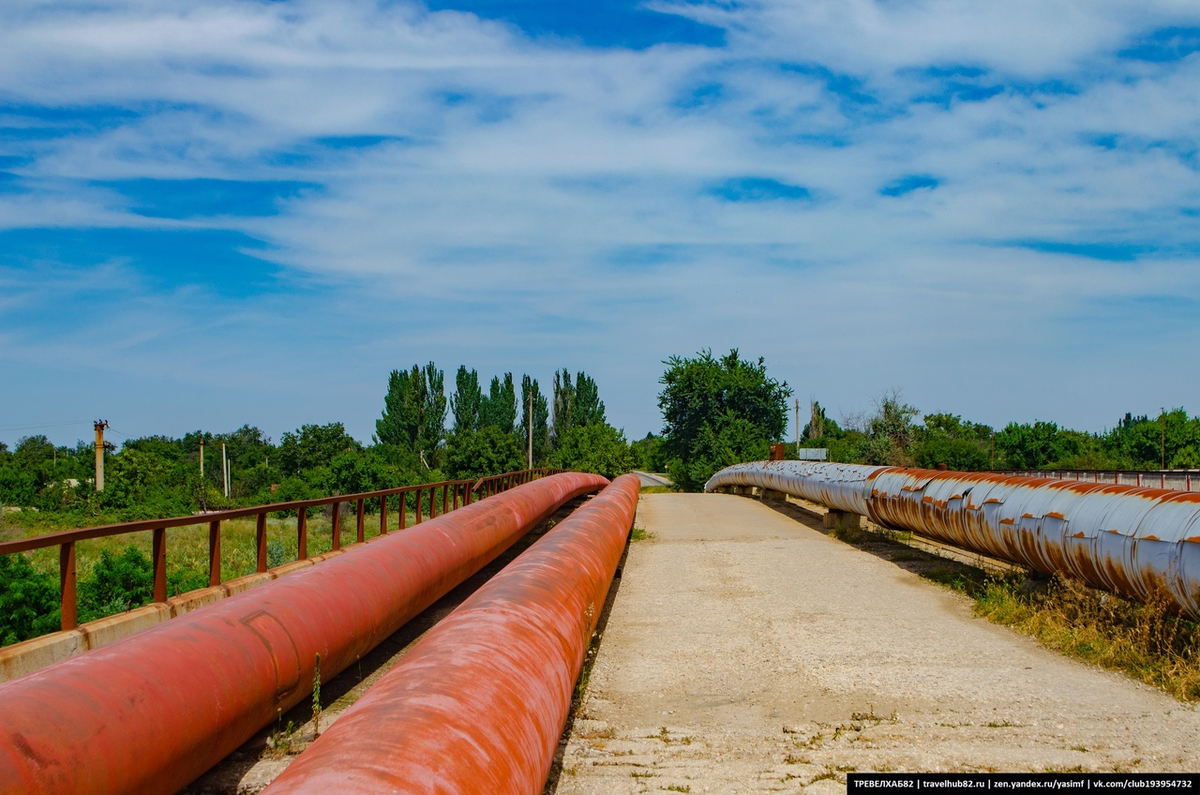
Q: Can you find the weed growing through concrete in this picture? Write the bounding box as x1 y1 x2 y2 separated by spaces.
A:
630 526 655 542
312 653 322 737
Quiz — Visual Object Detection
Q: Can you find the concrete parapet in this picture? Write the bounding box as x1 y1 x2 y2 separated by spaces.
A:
0 544 352 683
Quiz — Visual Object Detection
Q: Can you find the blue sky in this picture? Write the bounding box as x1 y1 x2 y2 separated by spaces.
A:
3 0 1200 448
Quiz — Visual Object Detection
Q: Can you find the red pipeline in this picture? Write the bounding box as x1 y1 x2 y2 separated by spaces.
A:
0 472 606 795
262 473 641 795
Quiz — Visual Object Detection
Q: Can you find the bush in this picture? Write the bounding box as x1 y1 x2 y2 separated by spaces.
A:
0 554 60 645
550 424 634 481
78 547 154 622
444 427 525 480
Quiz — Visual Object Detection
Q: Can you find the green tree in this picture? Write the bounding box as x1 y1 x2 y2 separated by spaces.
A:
450 366 483 434
278 423 362 476
97 446 186 514
376 363 446 466
995 421 1065 470
550 424 633 480
658 349 792 492
571 372 606 428
418 362 447 466
630 433 665 472
479 373 517 434
376 367 422 449
444 426 525 480
551 369 575 444
860 390 919 466
518 375 550 465
910 412 993 470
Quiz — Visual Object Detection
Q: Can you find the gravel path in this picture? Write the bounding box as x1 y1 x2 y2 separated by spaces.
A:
553 493 1200 794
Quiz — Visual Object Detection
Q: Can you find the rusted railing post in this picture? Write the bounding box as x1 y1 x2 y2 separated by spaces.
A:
380 497 388 536
152 528 167 603
208 520 221 587
442 485 449 516
415 490 422 524
356 499 365 543
256 513 268 573
331 502 342 551
297 509 308 560
60 541 77 631
398 491 406 531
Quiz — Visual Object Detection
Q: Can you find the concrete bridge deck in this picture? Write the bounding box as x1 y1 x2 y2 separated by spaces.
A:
553 493 1200 793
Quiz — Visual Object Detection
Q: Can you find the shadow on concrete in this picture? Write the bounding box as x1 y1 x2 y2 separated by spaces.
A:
757 497 1003 595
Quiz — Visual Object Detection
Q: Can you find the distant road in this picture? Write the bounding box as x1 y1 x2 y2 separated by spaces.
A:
631 471 672 488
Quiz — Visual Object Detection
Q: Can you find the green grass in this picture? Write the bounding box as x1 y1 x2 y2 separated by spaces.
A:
0 506 439 636
630 526 656 542
639 485 675 494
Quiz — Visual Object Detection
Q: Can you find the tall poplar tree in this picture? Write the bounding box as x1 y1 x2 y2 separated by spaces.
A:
518 375 550 465
479 373 517 434
450 366 482 434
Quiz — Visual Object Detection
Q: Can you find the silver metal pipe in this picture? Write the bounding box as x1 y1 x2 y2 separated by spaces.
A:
706 461 1200 619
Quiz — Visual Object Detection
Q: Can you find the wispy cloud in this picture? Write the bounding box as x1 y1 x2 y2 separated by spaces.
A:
3 0 1200 445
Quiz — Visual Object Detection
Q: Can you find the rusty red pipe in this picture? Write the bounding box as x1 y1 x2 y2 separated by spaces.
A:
0 472 606 795
262 473 641 795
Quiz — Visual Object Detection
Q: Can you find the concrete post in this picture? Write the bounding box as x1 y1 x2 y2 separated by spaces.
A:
824 509 864 531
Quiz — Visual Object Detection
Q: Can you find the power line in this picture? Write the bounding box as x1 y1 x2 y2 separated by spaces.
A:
0 420 92 433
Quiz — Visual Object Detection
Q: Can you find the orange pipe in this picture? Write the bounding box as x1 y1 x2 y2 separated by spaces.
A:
263 473 641 795
0 473 606 795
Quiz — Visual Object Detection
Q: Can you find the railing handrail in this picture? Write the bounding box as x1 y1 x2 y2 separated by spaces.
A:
472 467 564 494
0 467 564 633
0 477 477 556
995 468 1200 475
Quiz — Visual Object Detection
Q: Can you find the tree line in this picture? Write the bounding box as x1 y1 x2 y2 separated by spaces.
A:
638 349 1200 492
0 364 634 522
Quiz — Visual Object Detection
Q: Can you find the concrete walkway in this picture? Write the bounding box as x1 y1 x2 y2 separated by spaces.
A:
553 493 1200 794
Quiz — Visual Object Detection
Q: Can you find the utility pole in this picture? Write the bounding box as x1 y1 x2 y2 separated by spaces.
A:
93 420 108 491
527 391 533 469
991 431 995 471
222 442 230 499
794 399 800 453
199 438 204 478
1162 408 1167 470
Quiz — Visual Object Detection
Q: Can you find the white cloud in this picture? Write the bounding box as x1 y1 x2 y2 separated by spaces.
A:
3 0 1200 445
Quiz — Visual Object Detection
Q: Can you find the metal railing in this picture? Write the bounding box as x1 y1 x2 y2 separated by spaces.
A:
0 468 564 632
999 469 1200 492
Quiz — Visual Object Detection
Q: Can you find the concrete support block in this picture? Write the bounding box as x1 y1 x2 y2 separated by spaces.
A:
824 509 864 531
760 488 787 502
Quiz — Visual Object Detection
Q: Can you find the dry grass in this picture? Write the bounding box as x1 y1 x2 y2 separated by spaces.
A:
816 515 1200 702
974 575 1200 701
